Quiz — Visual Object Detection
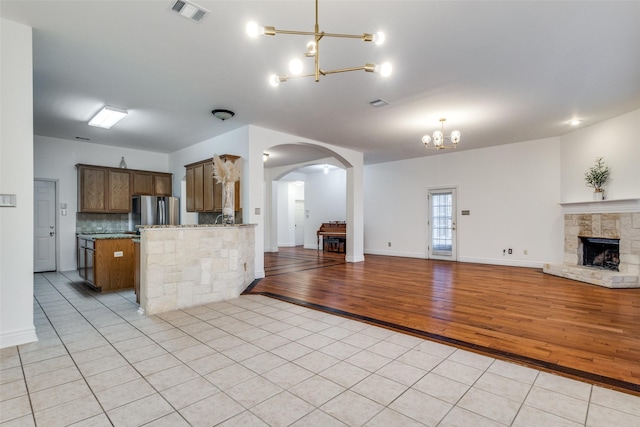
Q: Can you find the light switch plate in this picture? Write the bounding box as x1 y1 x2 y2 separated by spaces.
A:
0 194 17 207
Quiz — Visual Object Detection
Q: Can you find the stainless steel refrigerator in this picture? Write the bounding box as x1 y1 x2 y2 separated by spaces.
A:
129 195 179 230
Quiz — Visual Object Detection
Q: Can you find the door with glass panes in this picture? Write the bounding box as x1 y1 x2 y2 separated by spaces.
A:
428 188 457 261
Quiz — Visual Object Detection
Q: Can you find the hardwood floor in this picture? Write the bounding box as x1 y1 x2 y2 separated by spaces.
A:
246 247 640 394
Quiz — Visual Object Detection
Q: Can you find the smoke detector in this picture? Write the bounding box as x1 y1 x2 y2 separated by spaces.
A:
169 0 209 23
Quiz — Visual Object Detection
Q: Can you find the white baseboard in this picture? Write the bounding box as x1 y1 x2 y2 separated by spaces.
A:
363 249 544 269
254 269 266 279
457 256 544 269
364 249 426 259
0 326 38 349
278 243 296 248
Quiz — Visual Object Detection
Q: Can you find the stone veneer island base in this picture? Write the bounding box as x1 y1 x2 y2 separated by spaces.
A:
138 224 256 315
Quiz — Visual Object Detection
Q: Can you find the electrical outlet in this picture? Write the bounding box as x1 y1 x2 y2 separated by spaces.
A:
508 248 513 254
388 242 391 247
114 251 123 257
503 249 506 255
524 249 528 255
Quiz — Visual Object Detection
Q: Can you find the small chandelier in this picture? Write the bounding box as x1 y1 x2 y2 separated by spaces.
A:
246 0 392 86
422 118 461 150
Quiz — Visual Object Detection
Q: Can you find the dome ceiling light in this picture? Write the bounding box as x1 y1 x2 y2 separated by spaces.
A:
211 109 235 121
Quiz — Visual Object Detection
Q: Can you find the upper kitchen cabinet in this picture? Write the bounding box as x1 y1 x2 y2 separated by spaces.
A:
78 164 172 213
108 169 131 212
153 173 172 196
78 165 132 213
185 155 239 213
132 171 172 196
78 165 107 212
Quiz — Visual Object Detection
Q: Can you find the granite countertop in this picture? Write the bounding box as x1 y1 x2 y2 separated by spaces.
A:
77 233 137 240
138 224 256 229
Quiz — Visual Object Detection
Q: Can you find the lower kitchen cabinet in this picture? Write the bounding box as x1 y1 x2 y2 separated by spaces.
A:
78 236 134 292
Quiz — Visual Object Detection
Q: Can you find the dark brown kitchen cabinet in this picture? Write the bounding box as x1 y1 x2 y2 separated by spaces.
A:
132 171 172 196
78 165 130 212
77 236 134 292
78 166 107 212
153 173 172 196
78 164 172 213
185 155 240 213
108 169 132 212
132 171 153 195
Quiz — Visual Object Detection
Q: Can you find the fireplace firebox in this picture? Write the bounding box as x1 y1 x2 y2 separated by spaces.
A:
579 237 620 271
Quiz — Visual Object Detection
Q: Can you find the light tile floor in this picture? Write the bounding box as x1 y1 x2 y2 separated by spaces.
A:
1 271 639 426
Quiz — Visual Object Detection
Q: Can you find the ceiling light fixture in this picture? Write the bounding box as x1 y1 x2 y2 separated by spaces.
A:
422 118 461 150
263 153 269 162
570 119 581 126
169 0 209 23
211 109 235 121
246 0 392 86
323 164 329 174
88 106 128 129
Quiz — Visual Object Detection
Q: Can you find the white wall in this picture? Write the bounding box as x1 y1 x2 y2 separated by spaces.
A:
364 137 564 267
34 136 169 271
276 181 294 246
304 169 347 249
1 18 37 348
560 108 640 202
276 181 305 247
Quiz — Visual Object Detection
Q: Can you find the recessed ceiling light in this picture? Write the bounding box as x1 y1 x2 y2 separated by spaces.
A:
570 119 581 126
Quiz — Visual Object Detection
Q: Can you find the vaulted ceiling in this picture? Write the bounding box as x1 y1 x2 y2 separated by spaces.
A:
2 1 639 166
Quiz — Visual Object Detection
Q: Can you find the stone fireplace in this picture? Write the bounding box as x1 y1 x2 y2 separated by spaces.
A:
543 200 640 288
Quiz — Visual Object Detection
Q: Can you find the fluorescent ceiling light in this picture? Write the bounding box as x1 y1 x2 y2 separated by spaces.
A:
88 106 128 129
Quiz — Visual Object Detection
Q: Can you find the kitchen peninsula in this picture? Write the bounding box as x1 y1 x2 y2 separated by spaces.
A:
137 224 256 315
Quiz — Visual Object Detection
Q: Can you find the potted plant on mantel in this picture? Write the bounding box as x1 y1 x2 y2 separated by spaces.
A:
585 157 610 200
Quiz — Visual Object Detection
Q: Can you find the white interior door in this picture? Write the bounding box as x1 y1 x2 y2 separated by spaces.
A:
294 200 305 246
34 179 57 272
428 187 458 261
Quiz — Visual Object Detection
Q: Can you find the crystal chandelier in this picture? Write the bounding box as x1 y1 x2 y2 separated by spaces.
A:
422 118 461 150
246 0 392 86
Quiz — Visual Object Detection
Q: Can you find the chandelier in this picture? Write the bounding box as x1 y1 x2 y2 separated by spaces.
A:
246 0 392 86
422 118 461 150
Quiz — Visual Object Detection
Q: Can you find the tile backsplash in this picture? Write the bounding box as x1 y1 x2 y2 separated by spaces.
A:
76 213 129 233
199 210 242 225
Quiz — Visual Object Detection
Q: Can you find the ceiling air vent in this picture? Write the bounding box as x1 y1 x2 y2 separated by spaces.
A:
369 98 389 108
169 0 209 23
